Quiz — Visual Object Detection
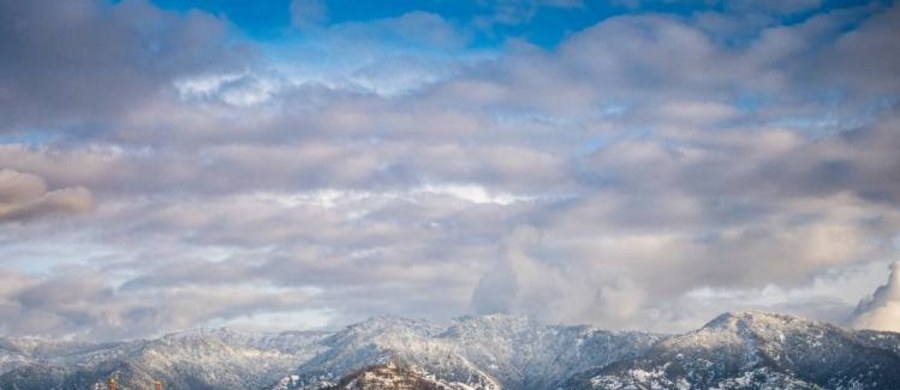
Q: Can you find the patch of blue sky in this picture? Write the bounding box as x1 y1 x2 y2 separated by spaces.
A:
135 1 739 48
492 110 576 127
599 104 628 117
732 91 771 114
0 129 59 145
0 235 116 275
260 32 498 97
783 0 892 28
577 125 657 157
145 0 293 38
579 136 613 156
771 94 898 138
262 52 451 97
139 0 891 55
771 116 849 137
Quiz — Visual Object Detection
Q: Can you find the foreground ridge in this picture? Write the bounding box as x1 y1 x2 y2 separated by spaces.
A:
0 312 898 390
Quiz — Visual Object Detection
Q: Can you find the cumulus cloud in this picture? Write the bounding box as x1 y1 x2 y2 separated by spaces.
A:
0 169 93 222
0 0 899 339
0 0 252 132
470 226 651 328
851 261 900 332
471 226 543 315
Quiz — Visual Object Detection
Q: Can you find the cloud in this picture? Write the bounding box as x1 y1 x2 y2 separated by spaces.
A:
0 267 319 340
851 261 900 332
0 0 252 133
0 169 93 223
0 0 899 339
471 226 542 315
290 0 328 29
471 226 641 327
617 0 822 16
485 0 584 25
818 3 900 94
724 0 823 15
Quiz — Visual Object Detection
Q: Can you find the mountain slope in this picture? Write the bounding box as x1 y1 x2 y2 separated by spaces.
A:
566 312 900 390
321 363 470 390
277 314 660 390
0 329 328 389
1 312 898 390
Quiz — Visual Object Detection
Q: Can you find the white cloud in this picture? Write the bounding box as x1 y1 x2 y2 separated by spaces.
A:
174 72 282 106
1 0 899 339
253 184 538 210
851 261 900 332
208 308 335 332
416 184 536 205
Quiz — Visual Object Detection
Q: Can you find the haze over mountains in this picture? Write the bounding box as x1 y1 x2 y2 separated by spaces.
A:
1 312 898 390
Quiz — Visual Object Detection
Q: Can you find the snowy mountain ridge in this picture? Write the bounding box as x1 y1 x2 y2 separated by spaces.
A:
0 312 898 389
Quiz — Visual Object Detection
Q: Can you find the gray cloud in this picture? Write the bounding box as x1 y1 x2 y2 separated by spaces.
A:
851 261 900 332
0 169 93 222
0 0 898 339
0 267 316 340
471 226 544 316
0 0 252 133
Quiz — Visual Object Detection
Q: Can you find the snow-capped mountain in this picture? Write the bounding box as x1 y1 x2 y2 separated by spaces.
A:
564 312 900 390
0 312 898 390
0 328 328 389
316 362 469 390
276 315 659 390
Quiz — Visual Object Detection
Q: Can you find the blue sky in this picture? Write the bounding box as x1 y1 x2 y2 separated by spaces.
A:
1 0 899 340
141 0 883 46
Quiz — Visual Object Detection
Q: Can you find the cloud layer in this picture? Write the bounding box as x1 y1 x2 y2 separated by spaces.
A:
0 169 93 222
0 0 898 339
852 262 900 332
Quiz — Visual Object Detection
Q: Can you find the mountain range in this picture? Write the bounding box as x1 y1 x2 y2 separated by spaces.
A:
1 312 898 389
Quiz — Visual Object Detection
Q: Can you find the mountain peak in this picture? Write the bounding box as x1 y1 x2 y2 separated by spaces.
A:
453 313 533 327
160 326 249 343
701 311 811 331
345 315 442 334
4 313 900 390
321 363 458 390
166 326 237 336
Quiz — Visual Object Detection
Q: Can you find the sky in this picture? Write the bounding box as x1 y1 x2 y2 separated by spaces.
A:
0 0 899 341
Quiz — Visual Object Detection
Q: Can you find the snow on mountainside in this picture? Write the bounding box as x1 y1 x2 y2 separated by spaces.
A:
565 312 900 390
0 328 328 389
0 339 29 374
0 312 899 390
320 362 473 390
276 314 660 390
